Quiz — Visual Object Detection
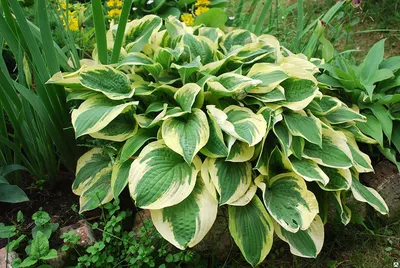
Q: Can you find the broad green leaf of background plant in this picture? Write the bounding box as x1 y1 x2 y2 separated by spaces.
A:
229 196 274 267
207 105 266 146
151 179 218 249
205 157 252 205
256 173 319 232
162 108 210 164
274 215 324 258
79 65 133 100
71 96 138 138
356 114 384 146
129 140 201 209
194 8 228 28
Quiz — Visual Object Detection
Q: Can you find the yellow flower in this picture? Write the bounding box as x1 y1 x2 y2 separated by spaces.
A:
195 6 209 15
106 0 123 7
59 0 67 10
108 8 122 18
195 0 210 6
181 13 194 26
68 18 79 32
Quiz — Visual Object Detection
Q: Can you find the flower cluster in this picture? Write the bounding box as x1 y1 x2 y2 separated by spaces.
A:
180 0 211 26
107 0 123 19
58 0 81 32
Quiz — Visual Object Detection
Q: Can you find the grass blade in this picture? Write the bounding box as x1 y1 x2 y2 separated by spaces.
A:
254 0 273 35
92 0 108 64
111 0 133 63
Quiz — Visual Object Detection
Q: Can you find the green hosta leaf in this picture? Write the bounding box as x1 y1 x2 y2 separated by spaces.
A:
151 179 218 249
273 123 292 156
246 63 288 94
228 183 257 206
356 114 384 147
118 52 163 78
325 106 366 124
171 57 201 84
79 66 133 100
340 124 377 144
226 138 254 162
135 104 168 129
183 34 215 65
0 184 29 203
89 114 137 142
66 90 99 102
79 167 113 213
360 39 385 95
129 140 201 209
278 78 319 111
290 136 305 159
343 132 373 173
154 46 184 69
228 196 274 267
162 108 210 164
197 27 224 44
165 15 193 38
71 96 138 138
125 15 163 53
250 86 286 103
231 42 275 64
367 103 393 142
174 83 202 112
120 128 158 163
275 215 324 258
207 73 261 99
318 167 351 191
256 173 319 232
207 105 266 146
307 95 342 116
303 128 353 169
200 115 228 158
46 70 83 89
284 111 322 146
73 148 111 195
288 158 329 186
331 191 351 225
221 29 257 54
351 173 389 215
111 158 133 198
205 157 252 205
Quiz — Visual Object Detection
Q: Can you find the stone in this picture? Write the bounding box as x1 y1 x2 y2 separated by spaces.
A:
0 247 18 268
46 249 67 268
59 220 96 247
361 160 400 221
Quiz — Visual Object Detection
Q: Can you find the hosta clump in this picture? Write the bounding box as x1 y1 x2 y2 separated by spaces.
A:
49 15 389 266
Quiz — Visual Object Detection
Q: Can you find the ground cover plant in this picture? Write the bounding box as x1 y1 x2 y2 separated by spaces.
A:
47 13 391 266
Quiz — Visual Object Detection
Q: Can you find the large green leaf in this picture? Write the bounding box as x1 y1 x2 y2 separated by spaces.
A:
284 111 322 146
111 158 133 198
200 115 228 158
229 196 274 267
256 172 319 232
129 140 201 209
278 78 319 111
151 179 218 249
246 63 288 94
125 15 163 52
162 108 209 164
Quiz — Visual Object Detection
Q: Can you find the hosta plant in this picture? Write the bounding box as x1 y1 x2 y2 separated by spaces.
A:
48 15 389 266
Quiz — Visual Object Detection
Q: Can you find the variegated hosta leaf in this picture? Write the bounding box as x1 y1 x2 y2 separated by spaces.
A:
128 140 202 209
278 78 319 111
246 63 288 94
165 16 193 38
340 124 377 144
207 73 261 99
79 65 133 100
197 27 224 44
273 123 292 156
341 131 374 173
120 128 158 163
275 215 324 258
125 15 163 52
256 172 319 232
73 148 111 195
154 46 183 69
79 167 113 213
303 128 353 169
162 108 209 164
228 182 257 206
228 196 274 267
111 158 133 198
171 56 201 84
47 70 83 89
200 115 228 158
279 56 319 84
325 105 366 124
205 157 252 205
284 111 322 146
207 105 266 146
221 29 257 54
135 103 168 128
226 137 254 162
89 114 137 142
71 96 138 138
183 34 215 65
307 95 342 116
331 191 351 225
151 179 218 250
288 158 329 186
351 173 389 215
318 167 352 191
174 83 202 112
118 52 163 78
231 42 275 64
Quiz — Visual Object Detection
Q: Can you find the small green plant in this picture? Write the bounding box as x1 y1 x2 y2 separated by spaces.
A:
0 210 59 268
74 200 202 267
318 39 400 170
0 164 29 203
49 15 389 266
